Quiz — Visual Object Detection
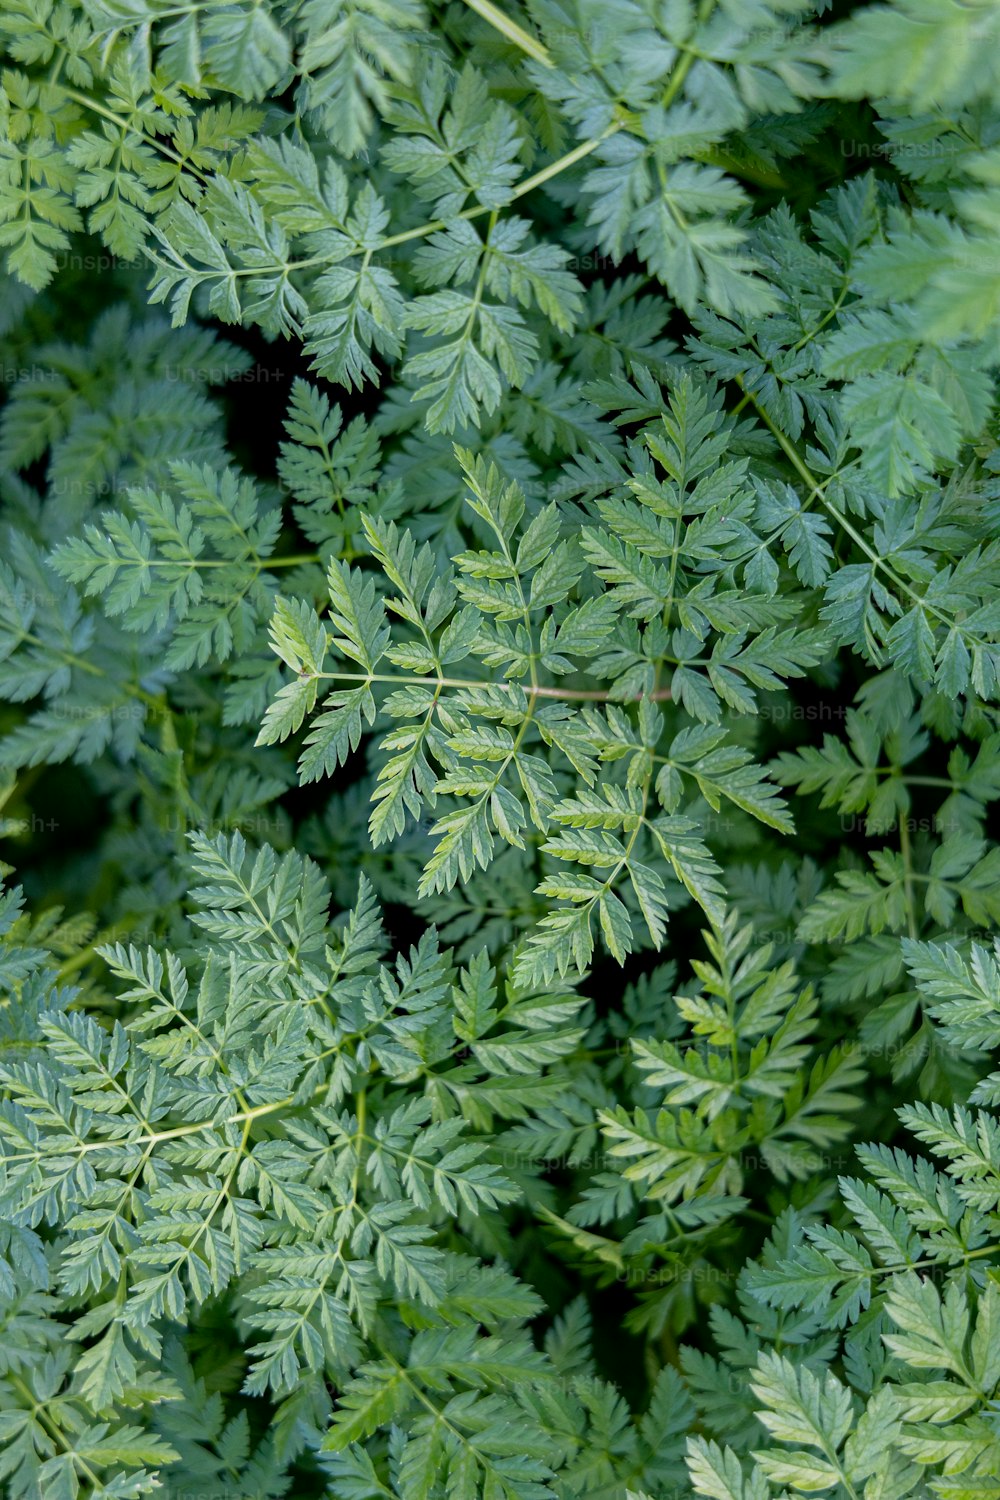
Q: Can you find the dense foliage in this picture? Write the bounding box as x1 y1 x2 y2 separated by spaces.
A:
3 1 1000 1496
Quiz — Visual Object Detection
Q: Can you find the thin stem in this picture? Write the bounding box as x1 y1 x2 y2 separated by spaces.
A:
460 0 552 65
898 812 919 941
12 623 164 712
312 668 671 702
373 125 621 254
381 1350 524 1491
349 1088 367 1208
662 0 717 107
55 72 620 288
107 551 320 572
58 87 211 187
7 1377 103 1491
37 1089 312 1159
789 279 852 355
150 127 624 284
736 377 983 656
875 771 954 787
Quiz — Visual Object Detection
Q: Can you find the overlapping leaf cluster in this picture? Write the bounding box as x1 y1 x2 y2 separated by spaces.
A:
3 1 1000 1497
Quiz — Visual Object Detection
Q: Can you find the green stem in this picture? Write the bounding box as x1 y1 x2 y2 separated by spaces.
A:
373 126 621 254
736 377 983 658
459 0 551 65
898 813 919 940
312 667 671 702
8 1376 105 1492
662 0 717 107
59 87 211 185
